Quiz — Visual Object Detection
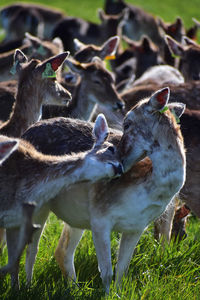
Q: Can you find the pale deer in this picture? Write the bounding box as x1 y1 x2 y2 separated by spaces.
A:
0 49 71 137
42 57 124 122
0 114 123 288
22 87 186 293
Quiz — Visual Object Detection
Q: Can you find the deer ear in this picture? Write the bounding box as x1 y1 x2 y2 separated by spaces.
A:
0 139 18 164
165 35 184 58
93 114 109 146
149 87 170 111
102 35 119 60
98 8 106 22
65 58 84 74
10 49 28 75
183 36 197 46
40 51 69 78
168 102 186 118
73 38 86 52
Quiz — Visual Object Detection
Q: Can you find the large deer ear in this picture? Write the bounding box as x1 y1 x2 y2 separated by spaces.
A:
165 35 184 58
149 87 170 111
93 113 109 146
0 139 18 164
102 35 120 60
40 51 69 78
10 49 28 75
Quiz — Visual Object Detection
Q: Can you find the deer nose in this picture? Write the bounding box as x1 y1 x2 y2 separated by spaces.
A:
112 162 124 176
116 101 124 110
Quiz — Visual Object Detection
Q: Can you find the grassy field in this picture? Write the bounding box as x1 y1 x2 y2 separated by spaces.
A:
0 0 200 299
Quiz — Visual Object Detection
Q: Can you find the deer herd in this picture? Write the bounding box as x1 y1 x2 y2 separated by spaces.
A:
0 0 199 294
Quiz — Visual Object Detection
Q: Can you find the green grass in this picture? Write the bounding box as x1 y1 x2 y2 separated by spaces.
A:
1 213 200 299
1 0 200 298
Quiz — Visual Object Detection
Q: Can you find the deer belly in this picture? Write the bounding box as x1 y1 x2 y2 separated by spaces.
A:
49 183 91 229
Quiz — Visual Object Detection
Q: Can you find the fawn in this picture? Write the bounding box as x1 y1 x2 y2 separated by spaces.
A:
0 114 123 288
22 87 186 293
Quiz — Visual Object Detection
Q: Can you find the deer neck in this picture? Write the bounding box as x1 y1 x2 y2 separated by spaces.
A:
0 83 43 137
67 80 97 120
148 135 186 199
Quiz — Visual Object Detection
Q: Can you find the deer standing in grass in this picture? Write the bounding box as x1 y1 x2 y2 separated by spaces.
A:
22 87 186 293
0 49 71 252
0 114 123 289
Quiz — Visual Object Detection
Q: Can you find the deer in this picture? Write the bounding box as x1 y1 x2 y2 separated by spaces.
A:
0 49 71 138
51 8 127 54
73 35 119 63
22 87 186 293
0 32 64 82
0 2 65 41
0 49 71 253
166 35 200 81
42 57 124 122
0 114 123 289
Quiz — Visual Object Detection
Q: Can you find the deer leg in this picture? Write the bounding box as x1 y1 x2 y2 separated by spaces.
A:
5 228 21 289
0 202 40 288
115 232 142 287
0 228 6 254
91 220 112 294
25 207 49 285
154 197 177 243
55 223 84 281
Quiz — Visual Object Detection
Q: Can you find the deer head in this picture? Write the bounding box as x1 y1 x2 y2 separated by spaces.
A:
118 87 185 171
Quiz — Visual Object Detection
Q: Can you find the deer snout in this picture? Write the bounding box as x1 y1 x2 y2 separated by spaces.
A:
116 101 125 110
110 162 124 177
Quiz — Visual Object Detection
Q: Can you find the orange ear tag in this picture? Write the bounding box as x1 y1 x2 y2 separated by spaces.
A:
105 55 116 60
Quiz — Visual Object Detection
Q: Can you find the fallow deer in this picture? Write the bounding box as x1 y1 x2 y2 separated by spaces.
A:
73 35 119 63
0 2 65 41
0 32 64 82
0 49 71 137
0 114 123 288
42 57 124 122
22 87 186 293
52 8 127 54
166 35 200 81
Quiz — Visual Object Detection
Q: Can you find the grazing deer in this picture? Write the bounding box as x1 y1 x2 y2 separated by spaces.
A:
22 87 186 293
42 57 124 121
0 2 65 41
52 9 127 54
0 49 71 137
0 114 123 288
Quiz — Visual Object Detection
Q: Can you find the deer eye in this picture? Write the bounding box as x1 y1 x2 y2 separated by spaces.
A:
93 79 101 85
107 146 115 154
124 123 130 130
